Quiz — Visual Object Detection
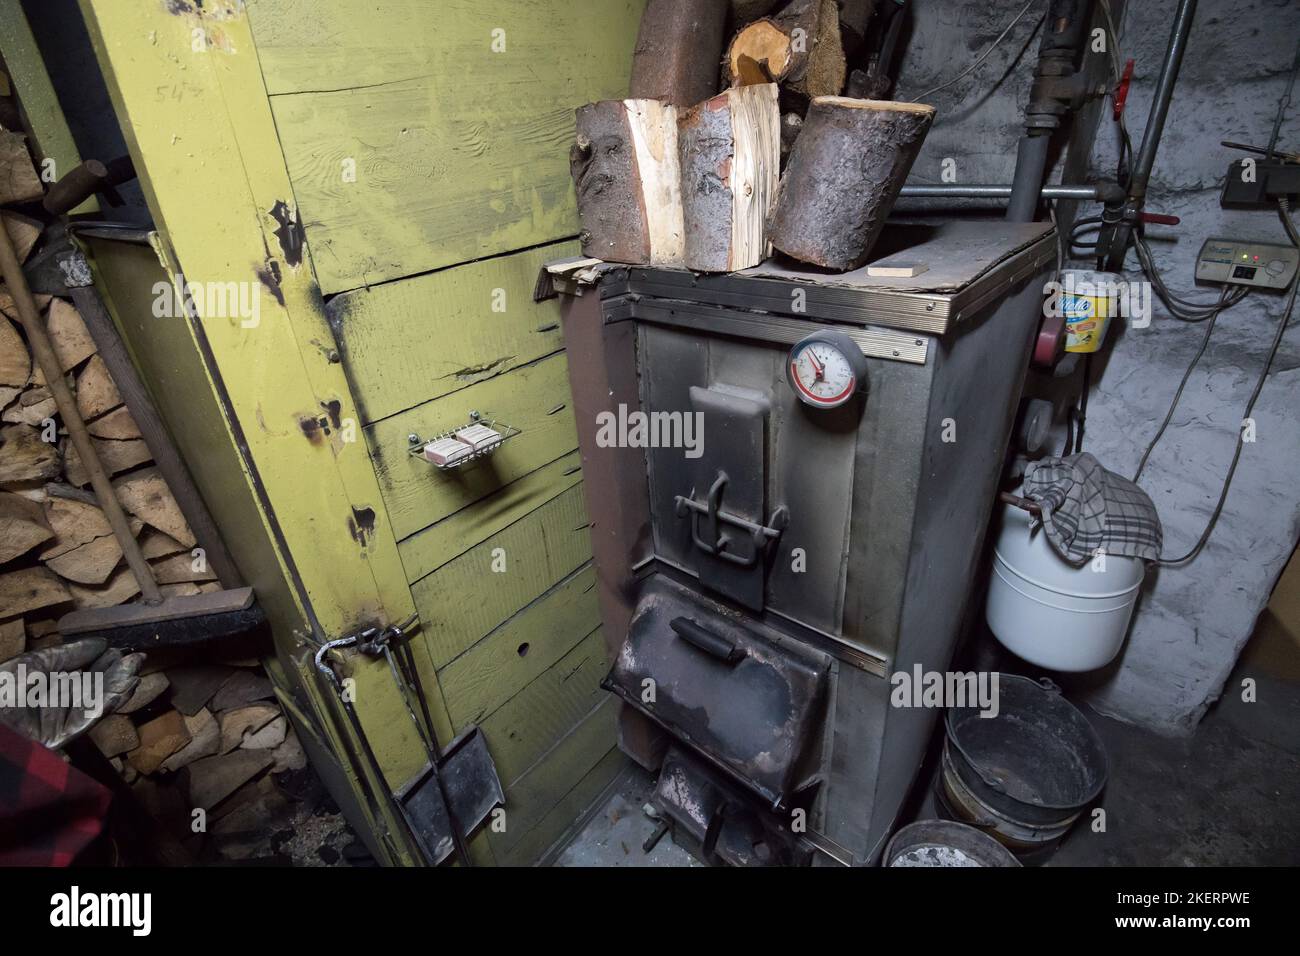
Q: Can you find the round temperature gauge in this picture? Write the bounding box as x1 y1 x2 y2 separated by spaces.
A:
787 330 868 409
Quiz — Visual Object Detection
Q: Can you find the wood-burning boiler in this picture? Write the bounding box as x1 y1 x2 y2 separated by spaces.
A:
541 219 1055 866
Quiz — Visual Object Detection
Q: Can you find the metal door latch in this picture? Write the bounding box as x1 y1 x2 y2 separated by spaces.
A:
674 471 788 567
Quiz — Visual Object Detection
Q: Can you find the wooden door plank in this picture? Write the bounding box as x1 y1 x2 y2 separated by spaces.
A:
411 484 592 668
328 241 575 425
476 627 609 789
488 697 619 860
497 747 624 866
248 0 645 94
247 0 646 291
440 565 600 729
397 450 582 584
367 353 578 541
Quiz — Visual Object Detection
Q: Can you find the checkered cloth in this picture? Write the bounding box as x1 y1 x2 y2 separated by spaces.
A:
1022 453 1163 566
0 722 110 866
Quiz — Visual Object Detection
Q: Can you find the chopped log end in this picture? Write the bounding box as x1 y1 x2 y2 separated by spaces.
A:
727 19 793 85
727 0 845 100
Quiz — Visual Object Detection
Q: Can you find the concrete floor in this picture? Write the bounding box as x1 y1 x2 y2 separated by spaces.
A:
553 777 701 868
555 618 1300 867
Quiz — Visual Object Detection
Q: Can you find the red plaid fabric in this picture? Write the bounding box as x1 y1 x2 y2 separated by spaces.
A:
0 722 111 866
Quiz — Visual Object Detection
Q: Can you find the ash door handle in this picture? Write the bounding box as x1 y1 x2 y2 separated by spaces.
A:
670 617 743 664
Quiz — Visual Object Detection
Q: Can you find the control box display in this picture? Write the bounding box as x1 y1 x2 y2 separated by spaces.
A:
1196 238 1299 289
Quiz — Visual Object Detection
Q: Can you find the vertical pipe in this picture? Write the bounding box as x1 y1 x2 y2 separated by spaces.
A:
1006 0 1091 222
1127 0 1198 203
1102 0 1198 271
1007 135 1053 222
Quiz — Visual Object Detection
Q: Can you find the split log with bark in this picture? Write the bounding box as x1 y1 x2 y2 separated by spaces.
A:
767 96 935 271
678 84 781 272
0 315 29 388
571 99 685 266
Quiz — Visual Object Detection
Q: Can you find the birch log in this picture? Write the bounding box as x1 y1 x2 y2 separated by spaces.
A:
571 99 685 266
767 97 935 271
629 0 729 107
679 84 781 273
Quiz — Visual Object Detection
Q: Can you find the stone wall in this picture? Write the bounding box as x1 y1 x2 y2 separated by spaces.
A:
894 0 1300 733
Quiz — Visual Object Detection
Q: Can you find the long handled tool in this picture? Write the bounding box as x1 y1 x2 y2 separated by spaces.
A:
0 217 256 646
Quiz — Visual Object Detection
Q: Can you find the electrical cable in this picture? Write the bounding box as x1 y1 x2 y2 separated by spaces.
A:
1097 0 1135 189
1134 235 1251 321
1132 286 1230 483
1141 200 1300 566
909 0 1043 103
1265 36 1300 159
1074 352 1092 453
1068 215 1104 254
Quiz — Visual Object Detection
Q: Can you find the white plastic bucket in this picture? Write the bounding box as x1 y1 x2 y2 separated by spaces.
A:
985 501 1144 672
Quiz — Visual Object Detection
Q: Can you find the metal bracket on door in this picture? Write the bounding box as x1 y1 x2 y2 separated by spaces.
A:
674 471 788 568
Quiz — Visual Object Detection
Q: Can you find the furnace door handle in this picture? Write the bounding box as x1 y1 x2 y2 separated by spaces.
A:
674 473 788 568
670 617 743 664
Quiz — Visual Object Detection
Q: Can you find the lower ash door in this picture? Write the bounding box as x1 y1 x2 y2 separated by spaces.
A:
603 574 831 808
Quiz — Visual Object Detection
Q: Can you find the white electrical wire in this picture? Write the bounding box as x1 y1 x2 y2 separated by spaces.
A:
909 0 1043 104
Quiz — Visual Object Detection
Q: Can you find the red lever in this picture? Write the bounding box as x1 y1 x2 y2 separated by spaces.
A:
1140 212 1181 226
1113 58 1135 120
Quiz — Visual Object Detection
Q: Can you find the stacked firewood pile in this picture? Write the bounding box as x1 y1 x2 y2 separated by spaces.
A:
571 0 934 274
0 123 314 862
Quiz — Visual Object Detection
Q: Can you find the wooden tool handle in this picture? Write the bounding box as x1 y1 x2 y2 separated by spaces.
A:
42 160 109 216
0 221 163 604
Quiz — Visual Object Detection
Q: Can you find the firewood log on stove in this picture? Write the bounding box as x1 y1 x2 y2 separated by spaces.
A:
629 0 730 107
570 99 685 266
678 84 780 273
766 96 935 272
725 0 847 106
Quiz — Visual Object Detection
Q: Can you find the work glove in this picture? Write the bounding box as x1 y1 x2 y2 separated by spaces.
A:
0 638 143 750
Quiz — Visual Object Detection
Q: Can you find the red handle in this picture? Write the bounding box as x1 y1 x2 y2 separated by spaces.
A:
1140 212 1181 226
1113 58 1135 120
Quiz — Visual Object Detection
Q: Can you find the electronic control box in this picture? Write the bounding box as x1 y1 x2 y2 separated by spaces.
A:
1196 237 1299 289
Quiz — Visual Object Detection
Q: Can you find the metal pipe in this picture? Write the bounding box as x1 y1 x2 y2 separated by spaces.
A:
1128 0 1198 202
1007 134 1055 222
1101 0 1198 271
1005 0 1093 222
901 182 1118 200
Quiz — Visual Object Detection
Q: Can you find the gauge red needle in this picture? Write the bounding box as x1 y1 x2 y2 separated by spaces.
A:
808 351 824 379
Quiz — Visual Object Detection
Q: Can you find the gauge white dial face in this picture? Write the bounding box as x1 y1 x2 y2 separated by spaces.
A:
790 339 857 407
